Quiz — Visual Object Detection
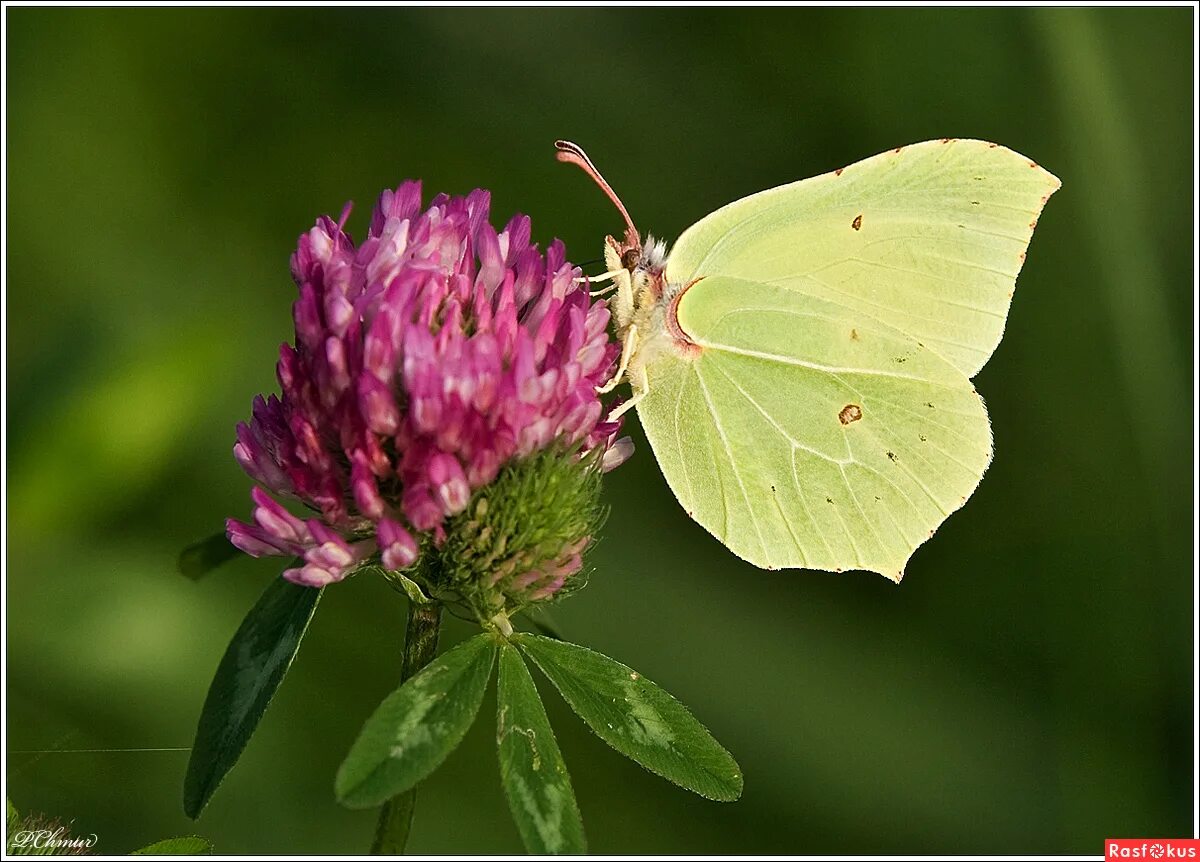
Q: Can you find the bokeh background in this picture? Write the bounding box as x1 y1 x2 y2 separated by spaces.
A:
5 7 1194 855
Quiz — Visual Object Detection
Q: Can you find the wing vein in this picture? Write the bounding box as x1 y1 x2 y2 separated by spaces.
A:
858 424 951 516
770 491 808 567
848 456 925 527
671 371 698 506
695 340 943 384
827 490 865 568
791 273 996 352
859 390 983 443
921 253 1016 279
798 258 1007 319
791 448 837 563
839 463 890 565
694 364 771 564
708 360 850 464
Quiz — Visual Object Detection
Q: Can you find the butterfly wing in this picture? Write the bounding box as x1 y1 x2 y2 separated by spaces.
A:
637 140 1058 578
637 277 991 580
664 139 1060 377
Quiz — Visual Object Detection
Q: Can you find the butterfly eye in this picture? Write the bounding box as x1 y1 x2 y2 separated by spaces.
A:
621 248 641 270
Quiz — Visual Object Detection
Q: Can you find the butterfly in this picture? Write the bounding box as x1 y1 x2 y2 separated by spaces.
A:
556 138 1060 581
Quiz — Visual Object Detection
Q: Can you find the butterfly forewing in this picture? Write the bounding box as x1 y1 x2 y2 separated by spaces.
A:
664 139 1061 378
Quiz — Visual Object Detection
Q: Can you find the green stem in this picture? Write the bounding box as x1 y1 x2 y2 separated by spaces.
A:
369 600 443 855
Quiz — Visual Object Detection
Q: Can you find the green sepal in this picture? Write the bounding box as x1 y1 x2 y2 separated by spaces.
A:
383 569 434 605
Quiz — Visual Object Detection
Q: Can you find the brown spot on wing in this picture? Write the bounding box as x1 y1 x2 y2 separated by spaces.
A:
835 167 844 176
850 328 859 340
851 214 863 231
838 404 863 425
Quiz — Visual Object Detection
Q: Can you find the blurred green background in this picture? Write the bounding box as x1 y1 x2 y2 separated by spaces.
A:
5 7 1194 855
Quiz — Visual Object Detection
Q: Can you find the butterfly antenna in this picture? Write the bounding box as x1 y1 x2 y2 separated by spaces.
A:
554 140 639 241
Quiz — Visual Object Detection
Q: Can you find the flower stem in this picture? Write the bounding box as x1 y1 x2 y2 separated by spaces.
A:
369 599 443 855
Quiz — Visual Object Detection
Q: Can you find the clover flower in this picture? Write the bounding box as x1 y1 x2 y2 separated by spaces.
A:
226 182 631 605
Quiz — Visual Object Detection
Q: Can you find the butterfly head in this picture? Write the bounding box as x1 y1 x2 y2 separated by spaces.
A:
555 138 700 406
555 139 672 330
602 229 667 280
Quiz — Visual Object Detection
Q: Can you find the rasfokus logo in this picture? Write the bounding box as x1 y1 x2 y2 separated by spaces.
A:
1107 839 1200 859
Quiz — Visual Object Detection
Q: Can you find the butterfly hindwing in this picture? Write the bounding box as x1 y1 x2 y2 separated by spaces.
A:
637 276 992 580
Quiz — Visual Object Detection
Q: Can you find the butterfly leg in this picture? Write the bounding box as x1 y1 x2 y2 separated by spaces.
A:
606 362 648 422
575 268 624 294
597 324 638 394
575 268 624 284
609 265 636 331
